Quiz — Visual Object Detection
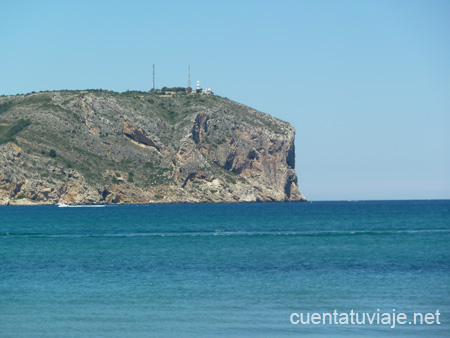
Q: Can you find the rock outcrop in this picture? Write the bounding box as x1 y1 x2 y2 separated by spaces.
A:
0 90 306 205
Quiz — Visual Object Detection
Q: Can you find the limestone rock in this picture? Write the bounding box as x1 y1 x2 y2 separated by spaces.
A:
0 90 306 205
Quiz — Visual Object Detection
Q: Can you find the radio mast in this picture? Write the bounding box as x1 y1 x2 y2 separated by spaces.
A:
187 65 192 93
152 64 155 91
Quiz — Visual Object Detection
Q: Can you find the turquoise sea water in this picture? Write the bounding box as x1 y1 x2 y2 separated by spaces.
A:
1 200 449 337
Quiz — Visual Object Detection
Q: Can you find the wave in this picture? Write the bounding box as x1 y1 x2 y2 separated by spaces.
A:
1 228 449 238
58 205 106 208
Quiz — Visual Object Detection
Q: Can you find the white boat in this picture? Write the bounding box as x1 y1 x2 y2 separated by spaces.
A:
57 202 106 208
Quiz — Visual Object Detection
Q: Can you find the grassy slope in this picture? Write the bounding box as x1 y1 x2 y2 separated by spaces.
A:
0 90 290 189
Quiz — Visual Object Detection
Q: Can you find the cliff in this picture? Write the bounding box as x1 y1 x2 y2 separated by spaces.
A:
0 90 306 205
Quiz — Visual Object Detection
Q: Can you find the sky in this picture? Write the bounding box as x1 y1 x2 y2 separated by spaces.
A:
1 0 449 200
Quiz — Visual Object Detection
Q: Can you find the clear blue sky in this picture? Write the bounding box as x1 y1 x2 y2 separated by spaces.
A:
1 0 449 200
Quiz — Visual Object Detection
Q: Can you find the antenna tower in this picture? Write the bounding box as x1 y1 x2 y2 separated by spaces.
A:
152 64 155 91
187 65 192 93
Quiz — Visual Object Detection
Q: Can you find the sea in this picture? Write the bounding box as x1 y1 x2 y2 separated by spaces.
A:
1 200 449 337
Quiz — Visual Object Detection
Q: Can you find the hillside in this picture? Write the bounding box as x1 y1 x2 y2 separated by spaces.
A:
0 90 306 205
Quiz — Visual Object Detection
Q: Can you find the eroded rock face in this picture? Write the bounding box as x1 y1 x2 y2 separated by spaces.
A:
0 90 306 205
188 111 304 202
122 119 161 152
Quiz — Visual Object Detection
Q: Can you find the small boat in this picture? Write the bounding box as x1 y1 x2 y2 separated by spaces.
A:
57 203 106 208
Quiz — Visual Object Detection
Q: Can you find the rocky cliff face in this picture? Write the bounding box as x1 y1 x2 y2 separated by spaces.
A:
0 90 306 205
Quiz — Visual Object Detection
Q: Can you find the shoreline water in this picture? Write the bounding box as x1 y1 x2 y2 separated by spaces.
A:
3 198 450 207
2 199 309 206
2 200 449 337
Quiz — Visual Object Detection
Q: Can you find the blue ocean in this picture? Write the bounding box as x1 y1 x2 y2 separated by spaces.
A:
1 200 449 337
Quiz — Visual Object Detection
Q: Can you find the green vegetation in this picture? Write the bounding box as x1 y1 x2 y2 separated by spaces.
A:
162 87 186 92
143 165 172 187
8 119 31 135
158 87 187 95
21 96 52 106
0 90 289 201
40 102 60 112
0 102 14 114
0 118 32 144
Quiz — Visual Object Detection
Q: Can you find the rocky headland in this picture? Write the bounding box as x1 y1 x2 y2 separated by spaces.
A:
0 90 306 205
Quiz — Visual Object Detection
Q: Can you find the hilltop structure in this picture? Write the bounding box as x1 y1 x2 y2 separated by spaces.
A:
187 65 192 93
151 64 212 95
